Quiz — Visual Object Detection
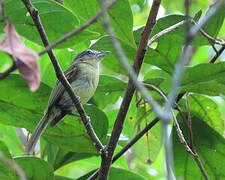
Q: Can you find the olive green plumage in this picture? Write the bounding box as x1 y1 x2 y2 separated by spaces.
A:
26 50 110 155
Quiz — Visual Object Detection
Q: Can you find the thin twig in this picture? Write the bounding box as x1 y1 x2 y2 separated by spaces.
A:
146 84 209 180
97 0 162 179
209 46 225 63
148 18 225 50
21 0 105 154
185 94 209 180
38 0 117 56
148 20 186 46
190 19 225 46
0 151 27 180
186 93 194 149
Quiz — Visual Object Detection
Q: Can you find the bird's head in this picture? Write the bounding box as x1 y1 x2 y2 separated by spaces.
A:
72 49 110 65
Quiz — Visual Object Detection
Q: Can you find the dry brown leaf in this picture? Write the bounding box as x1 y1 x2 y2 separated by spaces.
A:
0 21 40 91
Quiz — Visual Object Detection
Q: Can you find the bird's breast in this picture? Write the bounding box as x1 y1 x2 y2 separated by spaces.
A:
57 65 99 110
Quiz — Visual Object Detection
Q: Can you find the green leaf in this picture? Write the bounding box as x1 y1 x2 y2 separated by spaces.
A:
78 167 147 180
2 0 98 48
14 157 54 180
93 75 127 109
173 116 225 180
64 0 136 48
0 141 16 180
143 69 172 94
0 141 11 159
108 0 136 48
47 143 95 170
0 75 49 112
0 125 24 156
178 94 224 135
180 62 225 96
124 97 162 164
55 176 74 180
64 0 104 34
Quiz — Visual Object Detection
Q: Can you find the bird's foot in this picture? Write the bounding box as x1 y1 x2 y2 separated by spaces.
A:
85 116 91 128
76 96 81 104
100 146 108 157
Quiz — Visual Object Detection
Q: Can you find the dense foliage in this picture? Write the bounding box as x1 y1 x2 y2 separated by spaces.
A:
0 0 224 179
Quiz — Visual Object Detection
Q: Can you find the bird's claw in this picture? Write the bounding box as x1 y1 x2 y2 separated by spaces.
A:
77 96 81 104
100 146 108 157
85 116 91 128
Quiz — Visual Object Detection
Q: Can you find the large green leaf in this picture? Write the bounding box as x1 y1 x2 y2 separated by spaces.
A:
0 75 108 154
0 141 16 180
180 62 225 96
47 143 94 170
14 157 54 180
2 0 98 48
173 116 225 180
64 0 136 48
55 176 73 180
64 0 104 34
93 75 127 109
0 125 24 156
178 95 224 135
78 167 147 180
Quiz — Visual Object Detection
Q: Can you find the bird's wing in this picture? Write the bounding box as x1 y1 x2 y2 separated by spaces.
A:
47 64 81 108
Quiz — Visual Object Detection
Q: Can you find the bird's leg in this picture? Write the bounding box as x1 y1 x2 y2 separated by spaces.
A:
67 112 80 117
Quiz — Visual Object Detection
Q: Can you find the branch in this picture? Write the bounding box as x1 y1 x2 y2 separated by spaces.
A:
97 0 162 179
185 95 209 180
148 20 186 46
21 0 104 154
88 118 160 180
209 46 225 63
38 0 117 56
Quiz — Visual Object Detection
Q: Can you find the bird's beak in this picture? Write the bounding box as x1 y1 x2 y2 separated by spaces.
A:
96 51 111 59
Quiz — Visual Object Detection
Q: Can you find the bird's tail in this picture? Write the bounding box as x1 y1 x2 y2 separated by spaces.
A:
26 111 51 155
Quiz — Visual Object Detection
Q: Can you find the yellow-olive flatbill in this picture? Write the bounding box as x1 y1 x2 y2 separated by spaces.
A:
26 50 110 155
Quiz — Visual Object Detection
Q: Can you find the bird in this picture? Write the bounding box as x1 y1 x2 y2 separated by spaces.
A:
26 49 110 155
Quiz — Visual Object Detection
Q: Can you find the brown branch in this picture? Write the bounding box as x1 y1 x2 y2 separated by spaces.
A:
185 94 209 180
148 20 186 46
38 0 117 56
97 0 161 179
21 0 105 153
88 118 160 180
209 46 225 63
